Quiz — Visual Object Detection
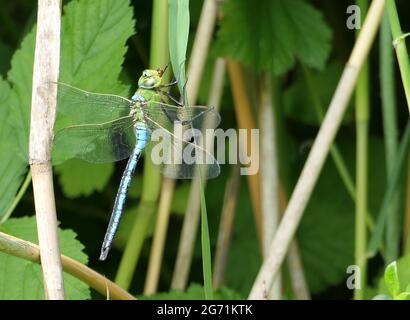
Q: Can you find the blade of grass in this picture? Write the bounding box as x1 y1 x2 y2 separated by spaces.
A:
249 0 386 299
115 0 169 290
199 176 213 300
169 0 189 101
387 0 410 113
170 0 219 290
367 119 410 257
380 11 400 263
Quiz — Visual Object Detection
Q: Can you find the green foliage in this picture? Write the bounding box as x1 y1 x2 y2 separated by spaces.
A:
0 216 90 299
283 63 354 125
55 160 114 198
169 0 190 100
377 256 410 300
0 77 27 220
215 0 332 74
6 0 135 198
139 283 241 300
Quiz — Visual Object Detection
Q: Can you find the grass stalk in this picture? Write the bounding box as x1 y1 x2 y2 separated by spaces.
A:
249 0 385 299
30 0 64 300
380 12 400 262
115 0 168 289
353 0 370 300
387 0 410 113
259 73 281 299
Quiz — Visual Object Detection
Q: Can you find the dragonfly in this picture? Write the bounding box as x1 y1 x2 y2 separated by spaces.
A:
52 67 221 260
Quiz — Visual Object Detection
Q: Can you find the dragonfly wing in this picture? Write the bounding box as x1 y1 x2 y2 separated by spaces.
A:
142 101 221 131
143 102 221 179
53 116 135 164
52 82 132 128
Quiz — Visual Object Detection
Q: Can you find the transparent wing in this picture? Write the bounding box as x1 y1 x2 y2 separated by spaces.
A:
53 82 132 127
143 101 221 179
142 100 221 132
53 116 135 164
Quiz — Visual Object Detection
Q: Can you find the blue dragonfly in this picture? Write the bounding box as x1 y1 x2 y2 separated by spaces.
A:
52 67 220 260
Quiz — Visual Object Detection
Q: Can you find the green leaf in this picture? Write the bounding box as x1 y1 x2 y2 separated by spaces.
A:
55 159 114 198
283 63 354 125
215 0 332 74
6 0 135 196
384 261 400 297
139 283 241 300
0 77 27 220
0 216 90 299
378 255 410 298
395 292 410 300
169 0 190 101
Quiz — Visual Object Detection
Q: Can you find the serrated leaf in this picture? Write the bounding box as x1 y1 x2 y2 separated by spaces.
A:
0 77 27 220
0 216 90 299
6 0 135 196
139 283 241 300
384 261 400 297
215 0 332 74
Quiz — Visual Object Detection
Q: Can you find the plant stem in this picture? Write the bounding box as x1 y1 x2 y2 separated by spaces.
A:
115 0 168 290
249 0 385 299
0 171 32 224
387 0 410 113
380 12 400 263
353 0 370 300
30 0 64 300
0 231 135 300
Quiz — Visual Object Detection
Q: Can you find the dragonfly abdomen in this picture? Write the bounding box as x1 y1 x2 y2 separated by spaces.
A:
99 123 151 260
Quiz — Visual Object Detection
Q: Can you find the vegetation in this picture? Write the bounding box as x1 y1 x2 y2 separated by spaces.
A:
0 0 409 300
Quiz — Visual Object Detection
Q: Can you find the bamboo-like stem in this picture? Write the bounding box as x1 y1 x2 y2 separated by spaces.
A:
29 0 63 300
380 12 400 263
114 0 169 290
249 0 385 299
144 178 174 294
387 0 410 113
0 231 135 300
171 58 225 290
226 61 262 245
354 0 370 300
259 73 281 299
170 0 219 290
213 164 241 289
0 171 32 224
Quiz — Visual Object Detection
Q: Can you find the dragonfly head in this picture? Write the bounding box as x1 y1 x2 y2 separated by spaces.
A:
138 69 162 89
